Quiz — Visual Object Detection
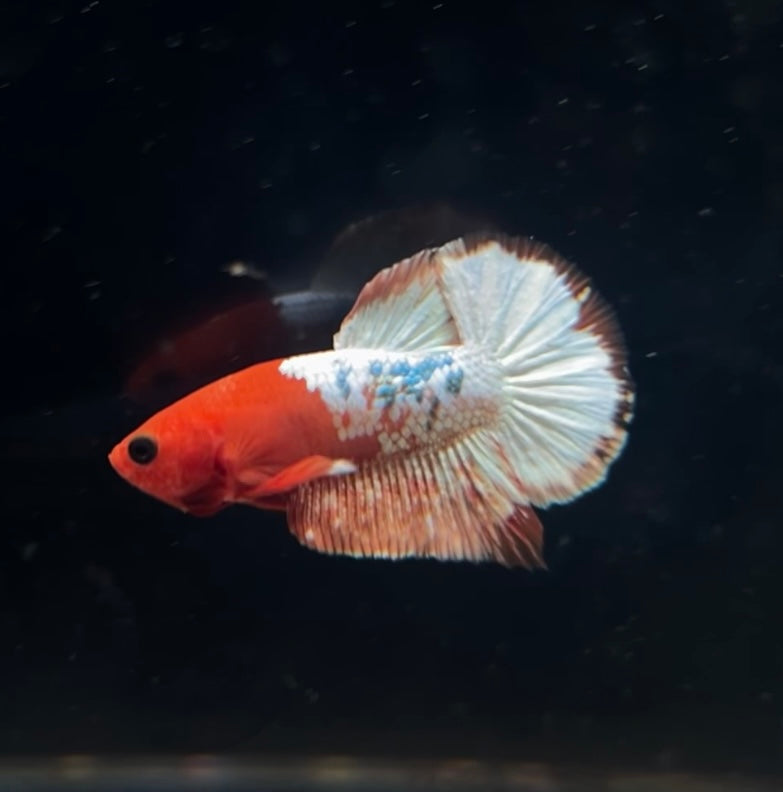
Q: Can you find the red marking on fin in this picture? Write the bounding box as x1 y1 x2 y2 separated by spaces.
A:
286 450 547 569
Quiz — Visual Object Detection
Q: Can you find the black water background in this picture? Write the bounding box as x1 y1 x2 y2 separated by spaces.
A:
1 0 782 773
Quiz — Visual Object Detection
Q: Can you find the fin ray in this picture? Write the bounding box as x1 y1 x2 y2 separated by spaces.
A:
435 233 634 506
334 249 459 351
287 442 545 569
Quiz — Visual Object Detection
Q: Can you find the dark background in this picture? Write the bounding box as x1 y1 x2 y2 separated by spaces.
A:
1 0 782 775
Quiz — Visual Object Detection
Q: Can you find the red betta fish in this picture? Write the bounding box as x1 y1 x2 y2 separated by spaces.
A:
109 234 634 568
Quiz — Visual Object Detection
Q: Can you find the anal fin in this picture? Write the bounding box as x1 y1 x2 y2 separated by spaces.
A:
286 444 546 569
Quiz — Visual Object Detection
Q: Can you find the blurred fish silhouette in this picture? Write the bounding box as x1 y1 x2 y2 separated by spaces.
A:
123 291 356 407
122 204 491 407
110 233 633 568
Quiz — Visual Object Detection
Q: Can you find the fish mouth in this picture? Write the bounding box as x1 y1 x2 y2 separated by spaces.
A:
107 443 124 475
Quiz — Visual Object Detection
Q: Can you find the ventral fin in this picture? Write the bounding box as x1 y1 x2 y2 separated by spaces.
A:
333 248 460 352
286 447 547 569
253 455 357 498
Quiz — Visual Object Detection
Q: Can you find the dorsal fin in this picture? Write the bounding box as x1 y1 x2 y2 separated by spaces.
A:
333 248 460 351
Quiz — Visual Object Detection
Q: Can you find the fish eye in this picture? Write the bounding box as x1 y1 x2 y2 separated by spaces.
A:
128 435 158 465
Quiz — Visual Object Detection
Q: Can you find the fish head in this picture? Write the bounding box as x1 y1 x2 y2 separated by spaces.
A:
108 405 227 517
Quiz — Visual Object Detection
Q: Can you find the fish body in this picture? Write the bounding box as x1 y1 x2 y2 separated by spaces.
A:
110 234 634 567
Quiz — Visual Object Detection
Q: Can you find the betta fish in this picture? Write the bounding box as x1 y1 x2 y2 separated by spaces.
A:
109 234 634 568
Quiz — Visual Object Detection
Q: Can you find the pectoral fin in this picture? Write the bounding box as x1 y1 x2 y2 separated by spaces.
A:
248 455 357 500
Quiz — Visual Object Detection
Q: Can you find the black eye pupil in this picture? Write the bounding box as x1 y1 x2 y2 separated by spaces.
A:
128 436 157 465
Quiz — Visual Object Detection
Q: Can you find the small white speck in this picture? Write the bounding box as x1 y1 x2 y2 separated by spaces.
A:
342 68 354 76
653 13 664 20
309 140 321 151
557 97 569 105
418 112 430 120
42 225 62 242
637 63 649 71
223 260 266 281
719 54 730 62
645 351 658 358
697 207 714 217
412 78 422 86
584 23 597 32
329 460 357 475
345 19 357 28
723 126 735 134
433 2 444 9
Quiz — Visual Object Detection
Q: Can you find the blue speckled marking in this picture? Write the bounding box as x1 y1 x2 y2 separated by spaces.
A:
335 363 352 399
388 360 411 377
364 352 461 410
446 369 464 395
375 383 397 406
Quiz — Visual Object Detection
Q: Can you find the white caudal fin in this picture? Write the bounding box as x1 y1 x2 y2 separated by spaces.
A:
437 233 634 506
